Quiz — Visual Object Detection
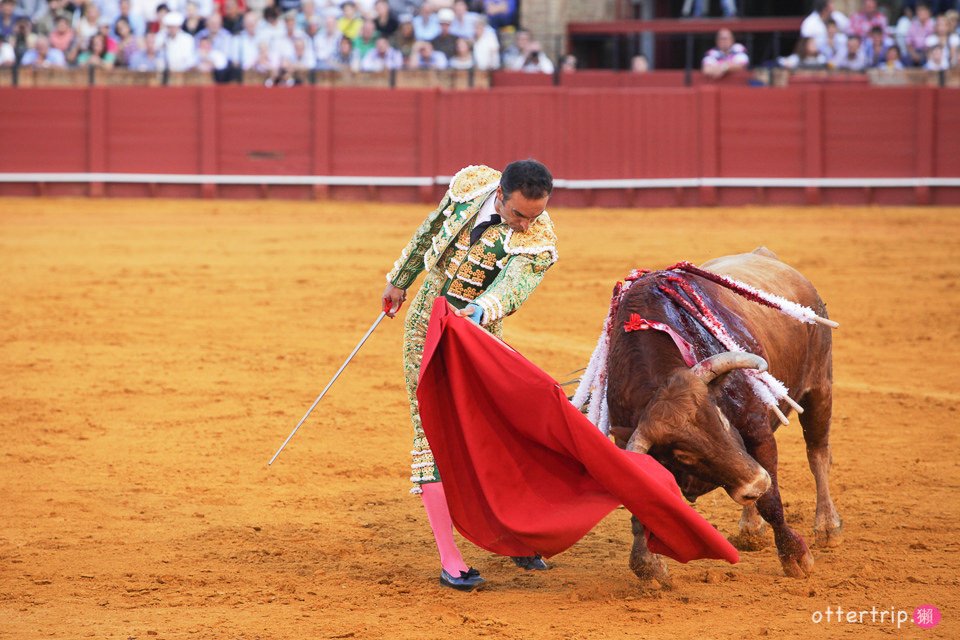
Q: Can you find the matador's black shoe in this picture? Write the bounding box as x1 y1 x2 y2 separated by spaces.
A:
440 567 485 591
511 554 549 571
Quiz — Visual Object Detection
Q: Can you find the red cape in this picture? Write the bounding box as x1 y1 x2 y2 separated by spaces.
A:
416 299 738 564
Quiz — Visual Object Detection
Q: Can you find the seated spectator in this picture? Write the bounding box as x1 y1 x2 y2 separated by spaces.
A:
128 31 162 70
447 36 472 69
20 35 68 67
331 34 357 71
482 0 515 30
408 39 446 69
97 20 120 57
196 11 232 62
879 44 903 70
819 19 847 60
113 16 140 67
779 36 827 69
449 0 475 39
0 34 14 65
297 0 319 32
470 14 498 70
372 0 397 38
431 7 456 59
701 28 749 78
848 0 887 39
631 53 649 72
252 39 277 74
906 2 934 67
832 33 867 70
195 33 228 72
32 0 66 36
353 18 377 58
16 0 45 23
359 33 401 70
260 5 284 42
274 9 306 60
278 34 313 81
313 14 342 69
48 13 74 52
231 10 261 70
338 1 363 40
925 15 959 68
77 31 115 67
924 43 947 70
801 0 851 52
895 6 913 56
512 40 553 73
221 0 244 34
112 0 146 38
863 25 891 67
412 1 439 42
0 0 16 40
182 1 205 36
559 53 576 72
501 27 530 69
389 12 415 59
76 3 103 49
156 11 196 71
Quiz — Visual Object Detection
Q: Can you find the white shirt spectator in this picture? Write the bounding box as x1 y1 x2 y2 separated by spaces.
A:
413 11 440 42
801 9 851 51
233 30 264 69
510 47 554 73
157 14 197 71
449 10 476 39
360 42 402 71
472 24 500 70
0 39 14 65
196 25 232 60
313 17 341 69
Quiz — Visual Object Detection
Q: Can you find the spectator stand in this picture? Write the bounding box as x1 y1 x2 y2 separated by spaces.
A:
568 17 802 84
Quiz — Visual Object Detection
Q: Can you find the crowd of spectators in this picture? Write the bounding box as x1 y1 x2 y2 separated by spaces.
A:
0 0 563 83
782 0 960 72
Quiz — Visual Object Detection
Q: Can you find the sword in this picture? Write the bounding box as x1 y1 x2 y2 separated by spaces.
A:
268 300 395 466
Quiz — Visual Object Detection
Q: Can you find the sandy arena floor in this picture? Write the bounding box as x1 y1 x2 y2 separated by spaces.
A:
1 198 958 639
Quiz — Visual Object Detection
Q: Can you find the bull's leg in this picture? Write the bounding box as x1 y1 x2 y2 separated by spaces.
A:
728 503 769 551
629 515 670 586
748 433 815 578
800 387 843 548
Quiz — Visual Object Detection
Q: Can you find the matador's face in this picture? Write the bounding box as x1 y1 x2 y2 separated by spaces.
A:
495 186 548 234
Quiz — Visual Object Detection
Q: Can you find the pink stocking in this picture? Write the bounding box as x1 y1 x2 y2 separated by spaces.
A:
420 482 469 575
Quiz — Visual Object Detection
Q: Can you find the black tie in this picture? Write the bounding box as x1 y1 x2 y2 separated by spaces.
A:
470 214 501 245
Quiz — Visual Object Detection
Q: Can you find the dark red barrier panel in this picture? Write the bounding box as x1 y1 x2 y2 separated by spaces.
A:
1 85 958 206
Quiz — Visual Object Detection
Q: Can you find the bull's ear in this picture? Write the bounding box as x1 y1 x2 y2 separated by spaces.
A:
609 426 634 447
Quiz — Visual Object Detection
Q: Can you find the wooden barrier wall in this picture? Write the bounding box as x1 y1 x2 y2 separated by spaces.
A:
1 85 958 206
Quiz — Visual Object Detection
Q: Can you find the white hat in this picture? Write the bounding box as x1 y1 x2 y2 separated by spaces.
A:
162 11 182 27
437 8 454 23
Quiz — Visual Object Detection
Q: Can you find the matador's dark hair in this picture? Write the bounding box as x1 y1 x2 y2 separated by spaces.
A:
500 159 553 201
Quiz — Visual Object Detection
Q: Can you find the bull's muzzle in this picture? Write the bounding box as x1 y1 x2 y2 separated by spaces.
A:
730 468 772 505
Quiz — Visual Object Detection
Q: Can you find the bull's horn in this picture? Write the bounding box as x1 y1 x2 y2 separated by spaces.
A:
691 352 768 384
626 429 651 454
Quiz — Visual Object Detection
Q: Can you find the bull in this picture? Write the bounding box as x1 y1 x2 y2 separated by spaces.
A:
605 248 841 580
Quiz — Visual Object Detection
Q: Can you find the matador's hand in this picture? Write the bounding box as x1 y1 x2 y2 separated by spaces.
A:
453 304 483 325
382 283 406 318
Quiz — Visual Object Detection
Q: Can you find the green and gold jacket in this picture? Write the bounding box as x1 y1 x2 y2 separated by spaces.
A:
386 165 558 326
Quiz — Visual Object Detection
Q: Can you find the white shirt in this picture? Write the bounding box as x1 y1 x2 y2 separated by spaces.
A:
156 30 196 71
472 192 499 230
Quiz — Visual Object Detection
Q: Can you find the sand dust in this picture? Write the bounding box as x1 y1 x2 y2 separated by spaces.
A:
1 198 957 639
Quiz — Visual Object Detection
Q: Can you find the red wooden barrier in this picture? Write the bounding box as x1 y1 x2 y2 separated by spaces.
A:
1 85 958 207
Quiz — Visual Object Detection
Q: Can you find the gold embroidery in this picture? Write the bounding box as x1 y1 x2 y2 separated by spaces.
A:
449 165 502 203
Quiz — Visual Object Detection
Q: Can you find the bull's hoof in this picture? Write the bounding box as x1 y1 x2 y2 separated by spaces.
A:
779 548 815 578
814 523 843 549
630 552 671 586
728 529 769 552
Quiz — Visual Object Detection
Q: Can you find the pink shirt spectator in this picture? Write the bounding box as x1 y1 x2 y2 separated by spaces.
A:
848 4 888 38
906 16 934 52
702 43 749 68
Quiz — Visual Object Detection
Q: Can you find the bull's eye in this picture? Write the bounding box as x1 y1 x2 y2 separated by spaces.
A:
672 449 700 466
